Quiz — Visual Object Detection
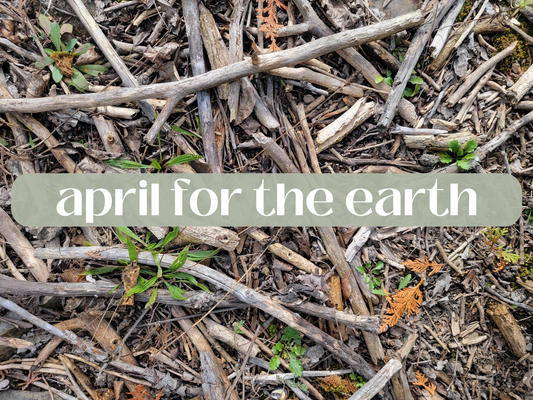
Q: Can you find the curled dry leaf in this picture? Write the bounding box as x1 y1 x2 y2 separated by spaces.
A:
257 0 288 52
380 280 424 332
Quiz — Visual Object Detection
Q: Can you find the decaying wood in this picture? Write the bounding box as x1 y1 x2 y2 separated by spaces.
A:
427 19 506 74
247 228 323 275
269 67 363 97
252 130 301 173
429 0 466 59
203 317 260 357
92 116 126 154
347 359 402 400
0 11 425 116
316 98 375 153
487 302 527 358
456 66 495 123
506 62 533 104
292 0 419 126
35 247 379 380
390 332 417 400
169 226 240 251
345 227 374 263
403 132 480 150
0 207 49 282
172 306 239 400
447 42 517 107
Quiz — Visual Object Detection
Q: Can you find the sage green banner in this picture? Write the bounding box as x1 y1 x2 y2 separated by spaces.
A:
11 174 521 227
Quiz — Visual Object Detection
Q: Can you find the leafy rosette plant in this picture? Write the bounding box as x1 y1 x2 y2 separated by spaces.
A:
35 19 107 91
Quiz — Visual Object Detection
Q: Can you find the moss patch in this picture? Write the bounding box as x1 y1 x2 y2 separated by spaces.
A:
492 30 530 74
318 376 359 400
456 0 472 22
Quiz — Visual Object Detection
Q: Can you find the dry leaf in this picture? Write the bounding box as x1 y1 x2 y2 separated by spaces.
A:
403 257 443 276
122 261 140 306
413 371 437 395
380 280 424 332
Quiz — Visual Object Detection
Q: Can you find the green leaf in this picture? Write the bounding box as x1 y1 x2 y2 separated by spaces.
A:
38 14 51 35
74 43 93 56
28 133 34 148
35 56 54 69
164 154 203 167
289 354 303 377
439 153 453 164
169 124 200 138
398 274 412 290
125 236 137 262
106 282 122 295
386 70 392 78
372 277 381 287
153 252 163 278
116 227 145 246
373 261 384 272
164 281 187 300
356 265 366 274
398 53 404 62
372 289 388 296
463 153 476 160
64 38 77 52
186 249 219 261
448 139 461 154
52 66 63 83
409 76 423 85
156 227 180 250
384 77 393 86
0 137 8 146
280 78 286 87
125 276 158 296
281 326 300 343
50 22 62 52
403 87 413 97
375 75 384 84
76 64 107 77
152 159 162 170
44 48 54 55
70 69 89 92
413 84 421 97
269 356 281 371
104 159 151 169
457 148 464 157
145 287 158 308
81 266 124 276
457 159 471 170
464 139 478 153
168 245 190 272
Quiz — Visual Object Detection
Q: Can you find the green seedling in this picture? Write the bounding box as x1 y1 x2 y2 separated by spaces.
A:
375 70 423 97
482 227 520 271
438 139 478 170
34 16 107 91
349 373 366 388
269 326 306 377
81 226 216 307
356 261 384 295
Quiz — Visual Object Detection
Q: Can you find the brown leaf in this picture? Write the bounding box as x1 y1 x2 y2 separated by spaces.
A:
122 261 139 306
413 371 436 395
403 257 443 276
380 280 423 332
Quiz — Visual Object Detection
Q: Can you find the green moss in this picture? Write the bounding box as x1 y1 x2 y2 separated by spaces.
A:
456 0 472 22
492 31 530 74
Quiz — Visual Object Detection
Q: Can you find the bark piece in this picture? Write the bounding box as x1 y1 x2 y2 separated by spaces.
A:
404 132 480 150
487 302 527 358
203 317 260 357
506 62 533 104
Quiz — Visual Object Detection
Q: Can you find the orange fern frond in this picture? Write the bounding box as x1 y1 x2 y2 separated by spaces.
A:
380 280 424 332
403 257 443 277
413 371 436 395
256 0 288 52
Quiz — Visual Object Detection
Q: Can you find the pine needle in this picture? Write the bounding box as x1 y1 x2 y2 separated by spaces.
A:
413 371 436 395
380 280 424 332
403 257 443 276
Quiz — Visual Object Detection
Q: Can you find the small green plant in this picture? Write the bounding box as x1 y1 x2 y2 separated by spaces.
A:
34 16 107 91
438 139 477 170
233 320 245 334
375 70 423 97
356 261 384 295
81 227 216 307
269 326 305 377
268 323 278 336
104 153 202 170
482 227 520 271
349 373 366 388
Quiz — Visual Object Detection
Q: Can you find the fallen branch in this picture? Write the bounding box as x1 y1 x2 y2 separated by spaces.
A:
347 359 402 400
35 246 379 380
0 11 424 114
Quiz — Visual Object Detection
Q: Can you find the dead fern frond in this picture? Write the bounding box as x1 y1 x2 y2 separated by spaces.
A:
256 0 288 52
403 257 443 277
413 371 436 395
380 280 424 332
